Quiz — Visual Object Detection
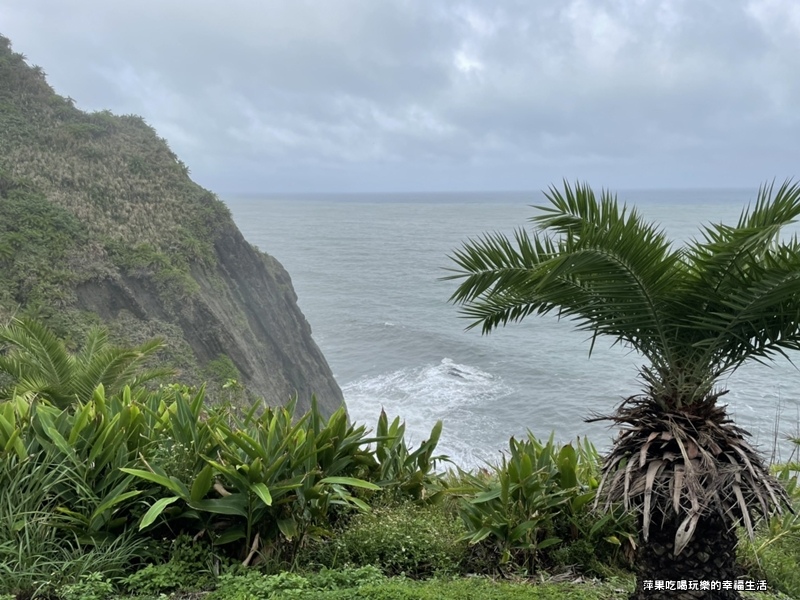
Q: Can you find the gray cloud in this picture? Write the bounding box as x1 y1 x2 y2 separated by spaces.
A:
2 0 799 192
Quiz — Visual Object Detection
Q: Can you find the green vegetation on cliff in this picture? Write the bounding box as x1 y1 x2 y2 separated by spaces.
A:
0 33 344 414
0 33 227 326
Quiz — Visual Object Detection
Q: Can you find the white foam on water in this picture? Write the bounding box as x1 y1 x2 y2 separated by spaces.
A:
343 358 514 469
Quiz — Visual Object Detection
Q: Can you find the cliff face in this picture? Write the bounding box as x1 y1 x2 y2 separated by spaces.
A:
0 34 344 416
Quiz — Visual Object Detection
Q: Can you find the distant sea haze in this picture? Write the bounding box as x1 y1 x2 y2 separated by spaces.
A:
225 190 800 469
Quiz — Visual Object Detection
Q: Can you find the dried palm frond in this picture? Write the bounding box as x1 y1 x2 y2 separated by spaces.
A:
590 392 792 555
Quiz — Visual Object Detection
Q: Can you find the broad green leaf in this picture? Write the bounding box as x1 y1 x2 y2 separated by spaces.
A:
510 520 539 541
342 494 370 511
537 536 562 550
3 428 26 461
570 491 595 512
278 518 298 540
589 514 611 537
252 482 272 506
468 527 494 544
0 413 15 440
558 444 578 489
120 468 188 497
214 527 246 545
190 464 214 502
44 424 78 462
249 457 263 483
471 488 501 503
93 384 106 415
319 476 380 490
90 490 142 527
203 458 250 489
139 496 180 530
189 493 248 517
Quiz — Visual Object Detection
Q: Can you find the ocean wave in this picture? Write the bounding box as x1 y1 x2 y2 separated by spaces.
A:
342 358 513 468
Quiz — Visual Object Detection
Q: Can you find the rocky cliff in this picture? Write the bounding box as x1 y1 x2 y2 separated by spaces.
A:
0 34 345 416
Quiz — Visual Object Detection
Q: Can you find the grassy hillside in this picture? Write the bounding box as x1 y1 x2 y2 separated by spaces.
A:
0 35 226 323
0 34 345 412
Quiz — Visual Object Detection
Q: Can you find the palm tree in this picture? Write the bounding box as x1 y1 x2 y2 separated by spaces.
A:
0 318 171 409
445 181 798 599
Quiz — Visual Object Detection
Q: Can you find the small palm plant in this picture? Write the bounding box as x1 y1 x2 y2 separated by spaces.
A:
445 181 799 599
0 318 170 408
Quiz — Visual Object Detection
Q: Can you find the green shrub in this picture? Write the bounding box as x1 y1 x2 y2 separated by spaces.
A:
454 434 580 573
124 396 384 569
204 354 240 384
449 434 635 576
365 410 447 504
206 566 386 600
314 503 467 577
550 504 635 576
122 535 219 595
62 122 107 140
0 450 148 597
269 576 634 600
60 572 115 600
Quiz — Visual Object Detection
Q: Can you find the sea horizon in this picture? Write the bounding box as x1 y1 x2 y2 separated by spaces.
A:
223 185 762 202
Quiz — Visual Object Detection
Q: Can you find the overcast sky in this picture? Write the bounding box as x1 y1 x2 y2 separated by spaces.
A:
3 1 799 193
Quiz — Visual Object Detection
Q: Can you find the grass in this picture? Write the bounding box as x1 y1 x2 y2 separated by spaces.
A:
39 573 794 600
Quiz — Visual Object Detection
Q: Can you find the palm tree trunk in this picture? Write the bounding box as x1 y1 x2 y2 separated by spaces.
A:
630 511 740 600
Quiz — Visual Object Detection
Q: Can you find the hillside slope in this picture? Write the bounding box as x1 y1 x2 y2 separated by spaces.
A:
0 34 345 416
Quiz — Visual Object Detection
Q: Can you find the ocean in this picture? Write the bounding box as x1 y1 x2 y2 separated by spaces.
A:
224 189 800 469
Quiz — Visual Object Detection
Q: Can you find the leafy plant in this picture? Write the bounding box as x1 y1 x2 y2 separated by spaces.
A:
442 433 634 577
305 565 386 590
0 385 162 541
367 409 447 503
452 434 575 573
0 451 147 597
208 570 310 600
124 396 380 567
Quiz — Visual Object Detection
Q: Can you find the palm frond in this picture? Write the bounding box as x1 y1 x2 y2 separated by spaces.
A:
76 326 109 370
0 318 74 395
689 232 800 377
445 182 685 366
443 228 556 329
447 179 800 407
0 318 169 407
72 338 166 400
686 179 800 297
